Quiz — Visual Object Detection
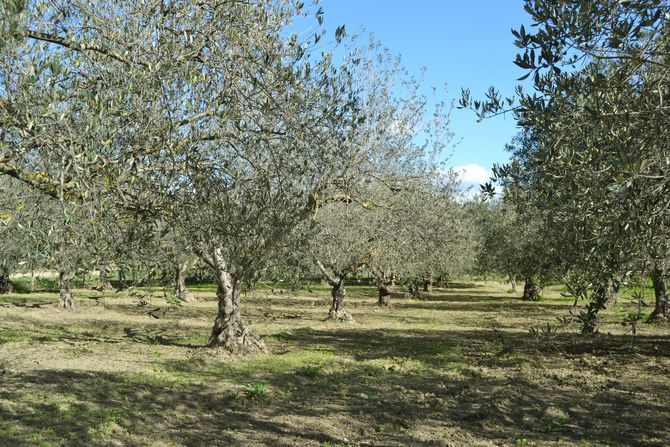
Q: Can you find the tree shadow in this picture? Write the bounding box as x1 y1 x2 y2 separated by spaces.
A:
0 369 347 447
0 312 206 349
273 326 670 362
410 293 516 303
395 300 573 316
2 327 670 446
442 282 480 289
265 327 670 445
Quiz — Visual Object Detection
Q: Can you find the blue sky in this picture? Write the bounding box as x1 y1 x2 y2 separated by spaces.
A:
317 0 532 188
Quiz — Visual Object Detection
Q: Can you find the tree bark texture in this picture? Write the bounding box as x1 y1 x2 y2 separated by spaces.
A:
0 264 13 294
408 281 421 298
57 271 75 309
328 278 353 321
580 281 611 334
377 282 391 307
205 249 266 354
648 267 669 322
96 264 113 291
173 261 194 302
423 278 433 293
509 276 517 293
603 279 617 307
316 260 353 321
522 276 540 301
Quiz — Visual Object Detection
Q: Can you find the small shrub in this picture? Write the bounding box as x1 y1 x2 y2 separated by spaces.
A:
528 323 558 341
9 276 59 294
621 291 645 343
529 315 574 341
243 382 269 400
9 278 31 294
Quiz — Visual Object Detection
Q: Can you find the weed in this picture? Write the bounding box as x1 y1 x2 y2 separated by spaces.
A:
528 323 558 341
243 382 269 400
516 438 528 447
529 315 574 342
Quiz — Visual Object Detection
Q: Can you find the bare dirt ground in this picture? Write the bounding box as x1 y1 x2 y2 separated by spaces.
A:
0 281 668 447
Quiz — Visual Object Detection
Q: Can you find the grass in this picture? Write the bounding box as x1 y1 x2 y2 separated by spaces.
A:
0 280 668 446
243 382 270 400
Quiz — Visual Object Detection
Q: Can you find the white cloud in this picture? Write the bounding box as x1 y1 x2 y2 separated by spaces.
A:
447 164 494 201
452 164 491 187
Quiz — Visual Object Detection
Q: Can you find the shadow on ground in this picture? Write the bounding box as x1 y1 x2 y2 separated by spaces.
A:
1 283 670 446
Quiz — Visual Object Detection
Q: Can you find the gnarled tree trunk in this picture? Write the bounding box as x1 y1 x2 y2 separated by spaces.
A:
580 280 611 334
522 276 540 300
0 263 13 294
173 260 194 302
648 267 669 322
602 279 617 307
57 271 75 309
328 278 353 321
204 249 266 355
509 275 517 293
316 260 353 321
423 277 433 293
96 264 113 291
377 281 391 307
408 281 421 298
117 268 128 290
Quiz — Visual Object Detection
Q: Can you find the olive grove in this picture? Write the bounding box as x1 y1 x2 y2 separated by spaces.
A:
462 0 670 329
0 0 471 353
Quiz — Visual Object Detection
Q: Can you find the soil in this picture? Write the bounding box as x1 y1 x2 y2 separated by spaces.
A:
0 281 668 446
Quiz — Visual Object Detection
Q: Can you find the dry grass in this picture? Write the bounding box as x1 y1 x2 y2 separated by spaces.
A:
0 281 669 446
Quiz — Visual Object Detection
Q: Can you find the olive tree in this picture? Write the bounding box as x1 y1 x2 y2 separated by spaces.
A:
303 37 454 317
3 0 421 353
382 174 478 299
461 0 670 329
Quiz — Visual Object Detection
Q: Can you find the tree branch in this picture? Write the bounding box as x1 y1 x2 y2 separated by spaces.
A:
26 30 149 68
315 259 338 286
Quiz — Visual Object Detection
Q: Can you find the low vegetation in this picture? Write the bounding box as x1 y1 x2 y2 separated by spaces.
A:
1 280 668 446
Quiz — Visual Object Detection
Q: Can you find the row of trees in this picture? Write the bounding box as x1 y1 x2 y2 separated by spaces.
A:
7 0 664 353
462 0 670 330
0 0 484 354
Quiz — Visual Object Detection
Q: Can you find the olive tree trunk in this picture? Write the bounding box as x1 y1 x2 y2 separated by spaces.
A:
0 263 13 294
579 280 612 334
423 277 433 293
173 260 194 302
328 278 353 321
96 264 113 291
316 260 353 321
408 281 421 298
201 248 266 354
509 275 517 293
377 281 391 307
57 271 75 309
522 276 540 301
117 268 128 290
648 267 669 322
